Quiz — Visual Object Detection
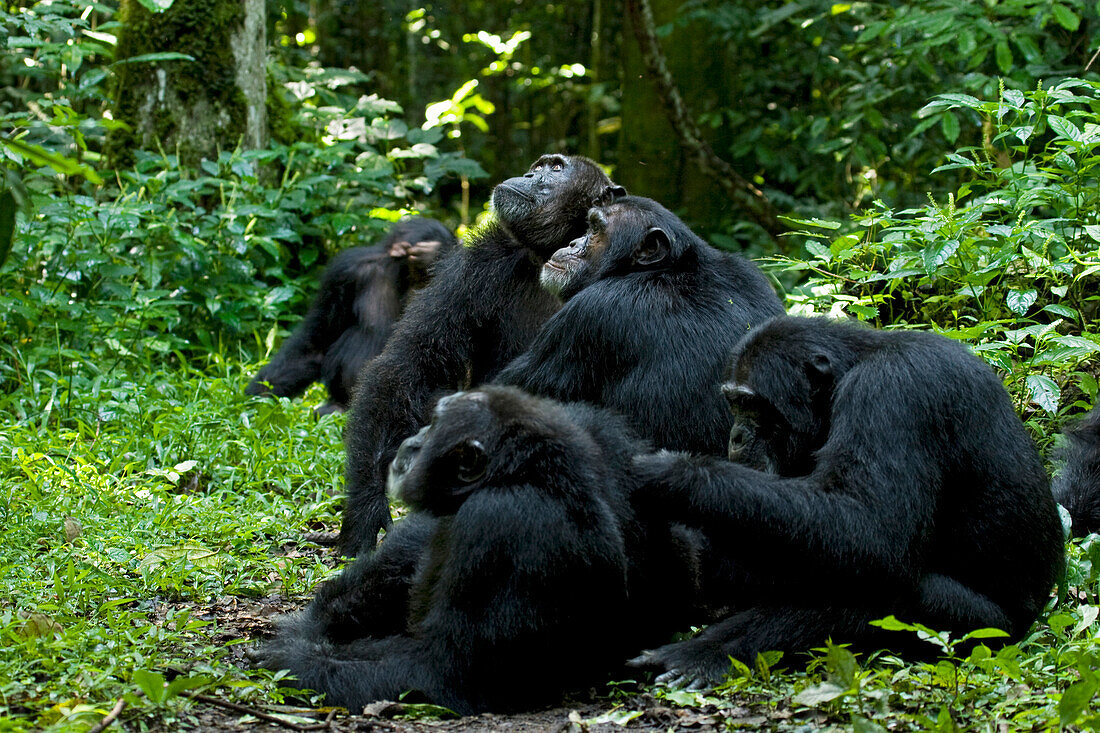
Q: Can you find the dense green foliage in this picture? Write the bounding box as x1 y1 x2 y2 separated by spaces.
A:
2 0 1100 730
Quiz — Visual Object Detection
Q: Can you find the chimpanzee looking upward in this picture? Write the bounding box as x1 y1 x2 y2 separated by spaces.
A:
259 386 686 714
340 155 626 555
1053 405 1100 537
246 217 457 416
496 196 784 456
631 317 1064 687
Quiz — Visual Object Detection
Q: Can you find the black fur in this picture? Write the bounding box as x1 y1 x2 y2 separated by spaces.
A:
496 196 784 455
1053 405 1100 537
631 316 1064 686
260 386 685 714
340 155 625 555
246 218 457 414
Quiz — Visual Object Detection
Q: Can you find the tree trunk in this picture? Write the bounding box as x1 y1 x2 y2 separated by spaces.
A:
107 0 267 167
620 0 784 244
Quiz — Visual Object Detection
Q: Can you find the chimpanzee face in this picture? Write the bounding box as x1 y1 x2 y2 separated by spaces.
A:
721 333 836 477
386 386 602 516
491 155 625 258
387 391 493 516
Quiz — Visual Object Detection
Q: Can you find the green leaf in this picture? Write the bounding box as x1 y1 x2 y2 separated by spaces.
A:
923 239 960 273
825 642 858 688
132 669 167 703
133 0 175 11
1048 116 1080 142
1025 374 1060 414
0 189 15 270
1006 288 1037 315
995 40 1013 74
111 52 194 66
852 717 888 733
1052 3 1081 30
960 627 1010 641
792 681 848 706
870 615 911 631
2 138 103 184
1061 679 1098 727
777 216 841 230
940 111 960 143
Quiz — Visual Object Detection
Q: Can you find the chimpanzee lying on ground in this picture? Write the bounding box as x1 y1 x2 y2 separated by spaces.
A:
340 155 625 556
1054 405 1100 537
259 386 690 714
246 218 457 416
496 196 783 455
630 316 1064 687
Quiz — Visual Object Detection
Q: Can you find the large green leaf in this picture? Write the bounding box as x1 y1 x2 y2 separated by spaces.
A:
0 189 15 270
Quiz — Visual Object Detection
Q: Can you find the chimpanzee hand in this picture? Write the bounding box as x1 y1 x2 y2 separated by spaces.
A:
631 450 697 518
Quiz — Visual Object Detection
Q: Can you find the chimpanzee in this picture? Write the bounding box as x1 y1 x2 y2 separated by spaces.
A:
1054 405 1100 537
630 317 1064 687
495 196 784 455
246 218 457 416
259 386 689 714
340 155 625 555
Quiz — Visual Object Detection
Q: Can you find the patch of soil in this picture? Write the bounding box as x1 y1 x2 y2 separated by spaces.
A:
150 556 785 732
167 692 769 732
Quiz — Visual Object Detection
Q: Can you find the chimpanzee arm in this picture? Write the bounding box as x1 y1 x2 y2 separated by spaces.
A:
635 368 936 587
247 248 381 399
339 269 478 556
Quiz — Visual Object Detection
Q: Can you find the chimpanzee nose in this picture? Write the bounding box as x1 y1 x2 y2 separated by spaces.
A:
392 426 428 476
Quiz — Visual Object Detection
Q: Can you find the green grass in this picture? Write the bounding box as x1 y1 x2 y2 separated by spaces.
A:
0 358 344 730
2 353 1100 731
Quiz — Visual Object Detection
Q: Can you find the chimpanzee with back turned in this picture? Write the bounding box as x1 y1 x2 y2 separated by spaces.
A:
495 195 784 456
259 386 692 714
339 155 626 556
1054 404 1100 537
246 217 457 416
629 316 1064 688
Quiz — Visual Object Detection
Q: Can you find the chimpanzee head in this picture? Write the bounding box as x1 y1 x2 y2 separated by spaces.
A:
387 386 601 516
596 196 703 278
492 155 625 259
720 317 860 476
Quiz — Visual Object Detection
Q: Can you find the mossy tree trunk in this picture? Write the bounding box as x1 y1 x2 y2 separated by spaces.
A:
107 0 267 168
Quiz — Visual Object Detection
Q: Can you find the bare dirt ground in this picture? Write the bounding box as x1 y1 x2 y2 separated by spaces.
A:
156 591 792 733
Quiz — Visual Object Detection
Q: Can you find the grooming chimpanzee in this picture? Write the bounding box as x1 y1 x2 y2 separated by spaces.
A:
340 155 625 556
630 317 1064 687
496 196 784 455
1054 405 1100 537
260 386 688 714
246 218 457 416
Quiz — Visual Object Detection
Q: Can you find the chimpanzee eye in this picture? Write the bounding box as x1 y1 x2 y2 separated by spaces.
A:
551 162 563 172
452 440 488 483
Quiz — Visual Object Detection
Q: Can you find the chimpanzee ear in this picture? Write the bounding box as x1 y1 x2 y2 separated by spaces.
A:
805 352 833 385
634 227 670 266
596 184 627 206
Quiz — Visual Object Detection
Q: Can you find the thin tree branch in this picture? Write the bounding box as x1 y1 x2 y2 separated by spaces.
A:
87 698 127 733
624 0 786 243
186 692 333 731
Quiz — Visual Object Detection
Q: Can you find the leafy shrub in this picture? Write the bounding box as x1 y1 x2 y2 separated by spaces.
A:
776 79 1100 427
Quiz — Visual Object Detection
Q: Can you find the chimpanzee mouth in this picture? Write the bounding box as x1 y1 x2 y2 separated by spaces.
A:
494 183 535 202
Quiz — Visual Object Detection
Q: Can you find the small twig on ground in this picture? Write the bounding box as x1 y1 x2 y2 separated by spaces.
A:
301 531 340 546
87 698 127 733
187 692 334 731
